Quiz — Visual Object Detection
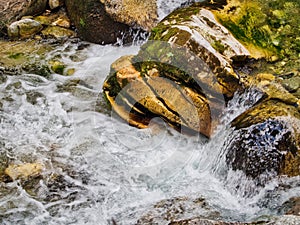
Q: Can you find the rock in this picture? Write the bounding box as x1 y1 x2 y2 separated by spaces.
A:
281 76 300 93
49 60 66 74
169 215 300 225
104 54 214 136
34 8 70 27
135 196 220 225
103 3 252 137
41 26 75 38
7 18 43 39
0 0 47 36
227 100 300 181
49 0 64 10
144 6 250 97
65 0 132 44
213 0 300 61
169 218 255 224
0 39 52 76
5 162 44 180
100 0 158 31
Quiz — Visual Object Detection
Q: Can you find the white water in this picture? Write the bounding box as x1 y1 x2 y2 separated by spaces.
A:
0 41 300 225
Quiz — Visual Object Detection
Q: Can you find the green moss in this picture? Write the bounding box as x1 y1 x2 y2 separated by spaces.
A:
50 61 65 75
79 18 86 27
8 52 24 59
214 0 300 60
211 40 226 54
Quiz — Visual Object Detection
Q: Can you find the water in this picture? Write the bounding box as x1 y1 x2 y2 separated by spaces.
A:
0 40 299 225
2 1 300 218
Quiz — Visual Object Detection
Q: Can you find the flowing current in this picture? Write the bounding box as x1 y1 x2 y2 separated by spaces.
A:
1 2 300 224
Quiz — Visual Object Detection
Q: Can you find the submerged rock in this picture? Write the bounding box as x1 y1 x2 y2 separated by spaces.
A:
134 196 220 225
5 162 44 181
0 39 52 76
169 215 300 225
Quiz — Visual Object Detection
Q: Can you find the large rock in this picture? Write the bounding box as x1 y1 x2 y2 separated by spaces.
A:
103 2 251 137
65 0 157 44
0 0 47 36
100 0 158 31
227 97 300 181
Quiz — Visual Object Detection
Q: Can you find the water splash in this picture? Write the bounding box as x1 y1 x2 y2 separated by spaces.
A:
0 41 299 224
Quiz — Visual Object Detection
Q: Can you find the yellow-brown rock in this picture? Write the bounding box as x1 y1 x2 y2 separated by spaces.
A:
5 162 44 180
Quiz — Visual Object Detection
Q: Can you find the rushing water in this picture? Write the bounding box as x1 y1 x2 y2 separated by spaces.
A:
0 1 300 223
0 40 299 225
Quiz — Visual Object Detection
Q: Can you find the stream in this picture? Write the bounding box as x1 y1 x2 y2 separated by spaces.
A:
0 1 300 225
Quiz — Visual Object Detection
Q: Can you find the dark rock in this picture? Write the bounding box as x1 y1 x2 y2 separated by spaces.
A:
64 0 132 44
228 100 300 181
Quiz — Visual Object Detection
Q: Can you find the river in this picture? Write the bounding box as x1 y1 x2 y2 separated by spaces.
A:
1 1 300 225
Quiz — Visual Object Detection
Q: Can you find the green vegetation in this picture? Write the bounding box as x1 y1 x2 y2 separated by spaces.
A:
214 0 300 61
79 18 86 27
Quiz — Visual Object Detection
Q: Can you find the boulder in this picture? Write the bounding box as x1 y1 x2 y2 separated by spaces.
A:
100 0 158 31
0 0 47 36
103 3 251 137
227 99 300 180
64 0 132 44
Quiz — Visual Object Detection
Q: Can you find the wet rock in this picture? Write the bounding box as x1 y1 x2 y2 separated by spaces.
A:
8 18 43 39
100 0 158 31
213 0 300 61
0 0 47 36
281 76 300 93
135 196 220 225
49 60 66 74
5 162 44 181
0 39 53 76
169 215 300 225
26 91 45 105
104 55 214 136
41 26 75 39
65 0 132 44
227 100 300 181
103 3 252 137
144 6 250 97
170 217 255 224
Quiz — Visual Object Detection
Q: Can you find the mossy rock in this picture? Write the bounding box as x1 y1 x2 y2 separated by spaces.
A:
0 39 53 76
213 0 300 59
137 5 252 98
41 26 75 39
